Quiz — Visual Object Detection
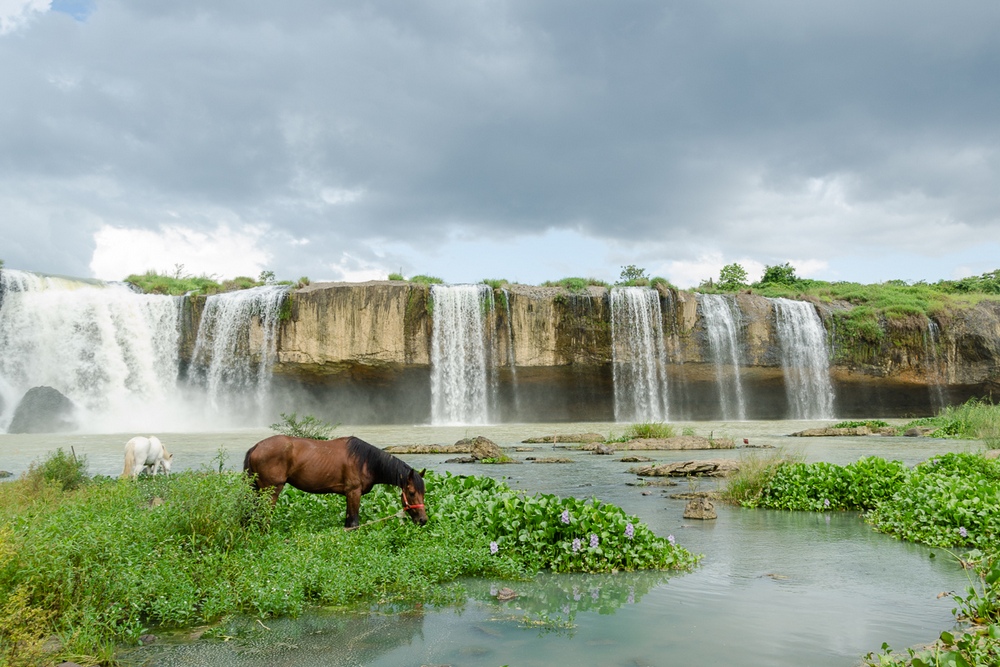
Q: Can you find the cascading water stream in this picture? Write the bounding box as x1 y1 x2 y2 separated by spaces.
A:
189 285 289 424
0 269 182 432
772 297 835 419
925 319 947 411
430 284 496 425
610 287 669 422
700 293 747 420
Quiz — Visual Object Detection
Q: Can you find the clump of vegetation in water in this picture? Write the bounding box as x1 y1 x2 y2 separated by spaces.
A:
898 399 1000 447
0 452 696 663
269 412 338 440
831 419 891 430
607 422 676 442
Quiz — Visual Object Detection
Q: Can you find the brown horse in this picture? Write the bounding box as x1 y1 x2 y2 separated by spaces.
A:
243 434 428 529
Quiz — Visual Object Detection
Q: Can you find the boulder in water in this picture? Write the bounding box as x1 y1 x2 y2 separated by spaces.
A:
7 386 77 434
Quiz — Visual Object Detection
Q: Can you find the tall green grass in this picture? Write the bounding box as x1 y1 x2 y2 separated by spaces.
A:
0 455 696 664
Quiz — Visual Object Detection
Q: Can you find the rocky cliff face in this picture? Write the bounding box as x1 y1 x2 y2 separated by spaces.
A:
180 281 1000 422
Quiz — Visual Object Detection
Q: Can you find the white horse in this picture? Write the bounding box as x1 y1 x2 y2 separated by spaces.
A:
121 436 173 478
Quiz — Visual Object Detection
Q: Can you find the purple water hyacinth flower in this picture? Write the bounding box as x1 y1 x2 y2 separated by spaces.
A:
490 541 499 554
560 509 571 524
959 526 968 539
572 538 582 552
591 590 599 601
625 522 635 539
667 534 676 545
590 533 599 549
823 499 830 509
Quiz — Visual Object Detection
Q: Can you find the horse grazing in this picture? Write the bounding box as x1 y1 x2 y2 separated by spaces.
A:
243 435 428 529
121 436 173 478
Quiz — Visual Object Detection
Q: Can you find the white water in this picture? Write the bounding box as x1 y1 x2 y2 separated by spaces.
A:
700 294 747 420
0 269 182 432
610 287 669 422
189 285 289 424
772 297 835 419
925 319 947 412
430 284 495 425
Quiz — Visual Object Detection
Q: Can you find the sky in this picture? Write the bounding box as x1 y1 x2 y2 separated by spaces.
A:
1 1 999 289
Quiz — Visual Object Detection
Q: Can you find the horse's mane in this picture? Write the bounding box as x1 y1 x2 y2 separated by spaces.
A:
347 436 423 491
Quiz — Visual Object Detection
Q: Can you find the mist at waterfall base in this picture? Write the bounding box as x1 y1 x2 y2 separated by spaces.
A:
0 271 966 434
0 270 295 433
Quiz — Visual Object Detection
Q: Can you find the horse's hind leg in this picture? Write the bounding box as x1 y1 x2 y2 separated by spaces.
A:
268 483 284 505
344 490 361 529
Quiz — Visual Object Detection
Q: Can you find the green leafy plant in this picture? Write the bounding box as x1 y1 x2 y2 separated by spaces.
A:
718 263 749 291
269 412 338 440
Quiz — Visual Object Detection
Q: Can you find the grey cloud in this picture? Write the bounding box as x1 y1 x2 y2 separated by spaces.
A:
1 0 999 278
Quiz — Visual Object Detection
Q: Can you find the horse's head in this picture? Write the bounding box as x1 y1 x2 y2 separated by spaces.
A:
401 468 427 526
161 452 173 474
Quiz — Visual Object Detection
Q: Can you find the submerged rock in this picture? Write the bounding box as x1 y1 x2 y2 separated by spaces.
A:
522 432 606 444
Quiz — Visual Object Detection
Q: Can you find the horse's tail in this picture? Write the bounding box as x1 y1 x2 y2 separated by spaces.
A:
243 444 258 489
122 440 135 478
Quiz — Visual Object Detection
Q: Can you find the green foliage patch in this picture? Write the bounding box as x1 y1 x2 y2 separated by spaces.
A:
0 454 696 662
269 412 338 440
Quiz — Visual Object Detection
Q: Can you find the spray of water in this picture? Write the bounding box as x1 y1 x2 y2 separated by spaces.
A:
772 297 835 419
430 284 496 425
610 287 669 422
700 294 747 420
189 285 289 425
0 270 182 432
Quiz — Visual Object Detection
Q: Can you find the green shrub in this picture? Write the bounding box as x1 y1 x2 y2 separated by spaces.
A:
387 272 405 281
410 274 443 284
25 448 89 491
269 412 338 440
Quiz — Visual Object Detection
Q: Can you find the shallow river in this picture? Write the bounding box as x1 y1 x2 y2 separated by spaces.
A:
0 420 985 667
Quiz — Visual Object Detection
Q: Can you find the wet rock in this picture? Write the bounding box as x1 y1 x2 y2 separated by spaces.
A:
592 443 615 455
791 427 871 437
629 459 741 477
139 634 157 645
620 455 654 463
8 386 77 434
495 587 517 601
385 436 502 460
683 497 717 520
0 470 12 478
904 427 936 437
581 436 734 451
526 457 574 463
522 432 606 444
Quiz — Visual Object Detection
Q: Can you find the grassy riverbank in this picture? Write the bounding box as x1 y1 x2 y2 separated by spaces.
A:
0 454 696 666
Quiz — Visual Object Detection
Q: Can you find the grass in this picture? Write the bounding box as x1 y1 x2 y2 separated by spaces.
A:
0 453 697 665
607 422 676 442
721 450 798 506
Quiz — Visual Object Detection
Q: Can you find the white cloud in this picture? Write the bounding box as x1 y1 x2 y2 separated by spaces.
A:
0 0 48 35
89 224 272 281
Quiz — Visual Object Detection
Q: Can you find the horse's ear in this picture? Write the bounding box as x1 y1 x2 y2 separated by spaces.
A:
419 468 426 478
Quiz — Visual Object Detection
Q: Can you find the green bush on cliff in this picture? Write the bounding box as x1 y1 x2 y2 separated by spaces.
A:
543 277 609 292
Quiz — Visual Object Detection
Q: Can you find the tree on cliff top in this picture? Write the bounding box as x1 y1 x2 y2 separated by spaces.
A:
718 263 748 291
757 262 798 287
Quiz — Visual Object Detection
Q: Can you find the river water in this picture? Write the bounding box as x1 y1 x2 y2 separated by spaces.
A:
0 420 984 667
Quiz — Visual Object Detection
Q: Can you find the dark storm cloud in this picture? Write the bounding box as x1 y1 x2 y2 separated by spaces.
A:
1 0 999 280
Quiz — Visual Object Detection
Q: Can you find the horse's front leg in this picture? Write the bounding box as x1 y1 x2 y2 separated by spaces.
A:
344 490 361 529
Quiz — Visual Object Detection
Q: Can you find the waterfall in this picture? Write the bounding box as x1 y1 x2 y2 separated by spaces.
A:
0 269 182 432
700 294 747 420
189 285 289 423
610 287 669 422
430 284 496 425
772 297 835 419
925 319 947 411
